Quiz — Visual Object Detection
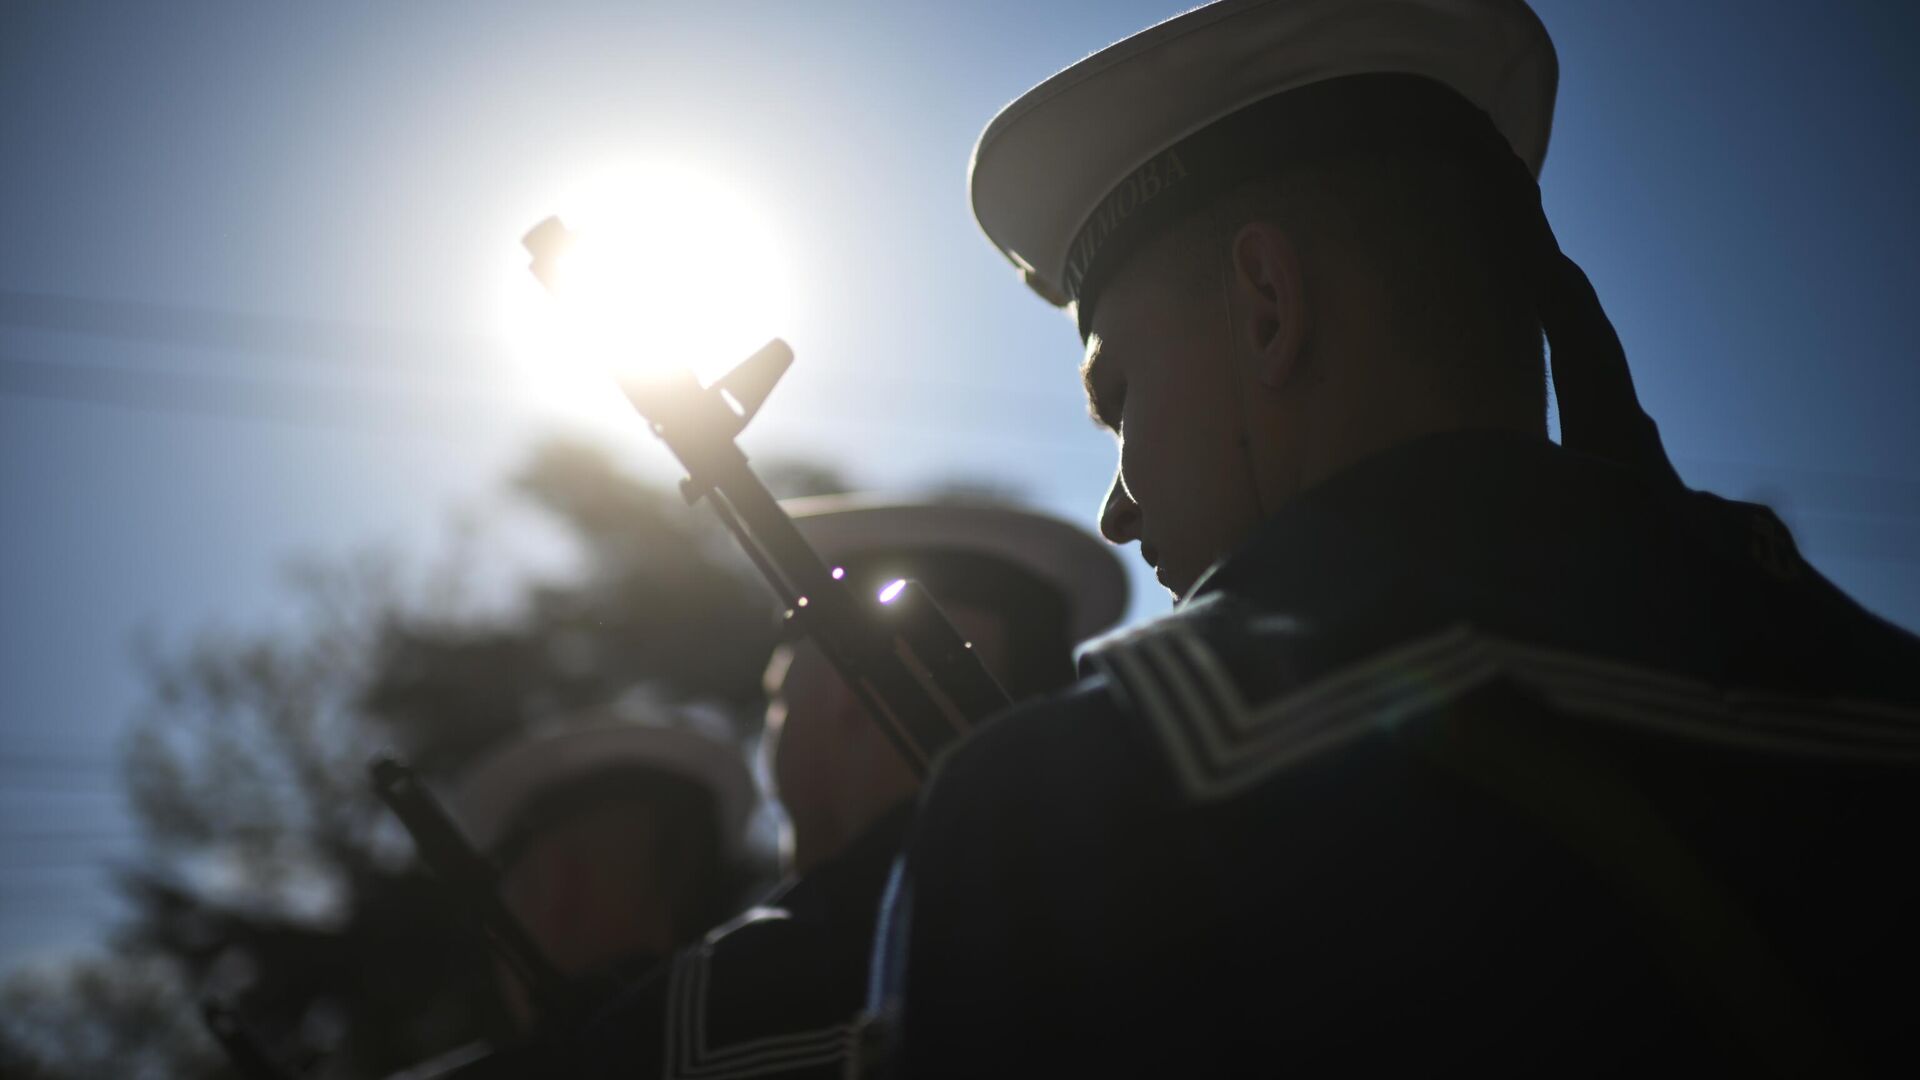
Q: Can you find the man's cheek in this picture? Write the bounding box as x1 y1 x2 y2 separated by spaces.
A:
1117 448 1148 516
1119 422 1165 510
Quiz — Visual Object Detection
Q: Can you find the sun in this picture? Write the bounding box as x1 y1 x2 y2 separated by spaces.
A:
502 159 796 394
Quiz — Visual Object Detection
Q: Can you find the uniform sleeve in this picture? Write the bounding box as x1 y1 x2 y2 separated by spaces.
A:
901 747 1023 1067
878 685 1142 1079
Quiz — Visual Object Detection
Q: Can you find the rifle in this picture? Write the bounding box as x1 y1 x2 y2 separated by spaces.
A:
194 768 563 1080
368 756 571 1016
521 216 1010 775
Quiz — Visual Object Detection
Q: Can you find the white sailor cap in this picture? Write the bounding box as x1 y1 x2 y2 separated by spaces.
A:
781 495 1129 642
969 0 1557 334
452 709 758 864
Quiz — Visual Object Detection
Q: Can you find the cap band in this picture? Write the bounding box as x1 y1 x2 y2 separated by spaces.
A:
1068 72 1526 338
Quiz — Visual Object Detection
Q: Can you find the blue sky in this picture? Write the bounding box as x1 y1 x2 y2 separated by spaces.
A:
3 0 1917 973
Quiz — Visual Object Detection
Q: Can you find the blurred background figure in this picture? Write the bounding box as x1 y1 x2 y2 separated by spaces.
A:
452 710 759 1026
565 496 1127 1078
383 709 760 1078
765 497 1129 876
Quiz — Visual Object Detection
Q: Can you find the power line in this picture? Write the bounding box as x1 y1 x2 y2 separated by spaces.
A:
0 290 486 380
5 293 1920 547
13 289 1912 491
1679 458 1920 518
4 290 1914 490
0 289 1071 405
0 353 1105 455
0 355 505 439
10 351 1915 527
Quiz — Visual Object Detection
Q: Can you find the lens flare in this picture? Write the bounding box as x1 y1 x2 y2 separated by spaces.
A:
503 159 796 396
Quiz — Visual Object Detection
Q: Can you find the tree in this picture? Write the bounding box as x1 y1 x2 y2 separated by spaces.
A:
1 436 849 1079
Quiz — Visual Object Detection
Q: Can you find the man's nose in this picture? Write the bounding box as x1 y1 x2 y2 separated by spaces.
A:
1099 470 1141 545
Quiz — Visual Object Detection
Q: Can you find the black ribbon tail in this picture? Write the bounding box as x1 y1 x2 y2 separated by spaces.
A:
1538 247 1684 489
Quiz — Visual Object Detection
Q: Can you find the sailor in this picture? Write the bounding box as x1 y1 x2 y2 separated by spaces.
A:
564 496 1127 1078
453 711 760 1024
872 0 1920 1075
386 709 760 1078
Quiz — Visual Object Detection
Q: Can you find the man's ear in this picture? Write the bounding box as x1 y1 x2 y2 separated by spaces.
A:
1227 221 1307 387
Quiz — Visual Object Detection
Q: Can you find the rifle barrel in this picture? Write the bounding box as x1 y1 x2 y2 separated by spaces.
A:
368 757 570 1013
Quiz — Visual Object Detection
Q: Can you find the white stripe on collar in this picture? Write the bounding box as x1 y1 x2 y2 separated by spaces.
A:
1092 622 1920 803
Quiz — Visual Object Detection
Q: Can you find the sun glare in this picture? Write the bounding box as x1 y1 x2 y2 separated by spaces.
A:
503 160 796 397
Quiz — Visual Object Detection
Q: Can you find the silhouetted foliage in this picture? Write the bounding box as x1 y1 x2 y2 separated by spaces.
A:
0 437 849 1080
1 950 227 1080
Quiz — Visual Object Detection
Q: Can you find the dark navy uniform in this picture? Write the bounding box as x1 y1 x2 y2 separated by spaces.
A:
567 806 912 1079
878 431 1920 1076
